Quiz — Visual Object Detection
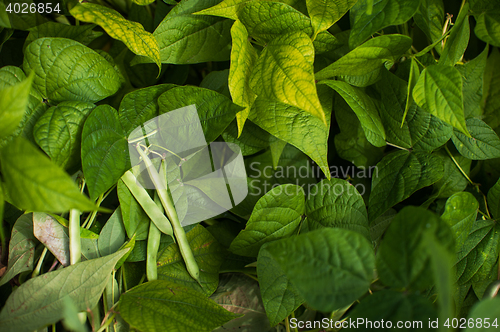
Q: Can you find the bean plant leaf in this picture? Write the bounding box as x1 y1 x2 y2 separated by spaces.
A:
33 212 70 266
152 0 232 64
349 0 420 48
0 137 97 212
376 206 454 290
487 178 500 220
249 98 330 178
0 249 128 332
306 0 357 38
465 297 500 331
0 72 34 141
441 192 478 251
474 11 500 47
368 150 444 221
458 46 488 119
230 184 305 257
157 224 225 296
70 3 161 70
23 38 121 103
413 64 470 136
119 280 239 332
257 246 304 326
451 118 500 160
249 31 326 125
322 80 385 147
23 22 102 50
98 208 126 257
33 101 95 171
132 0 155 5
439 3 469 66
0 214 37 287
158 86 241 143
229 20 257 135
81 105 130 201
413 0 445 47
315 34 412 80
305 178 370 240
482 48 500 131
264 228 375 312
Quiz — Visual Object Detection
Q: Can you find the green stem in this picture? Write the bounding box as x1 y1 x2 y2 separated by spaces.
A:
96 313 116 332
385 142 411 151
444 145 474 185
32 247 48 278
136 143 200 283
290 311 299 332
69 209 81 265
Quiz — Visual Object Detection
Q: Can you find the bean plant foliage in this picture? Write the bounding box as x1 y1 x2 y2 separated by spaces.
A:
0 0 499 331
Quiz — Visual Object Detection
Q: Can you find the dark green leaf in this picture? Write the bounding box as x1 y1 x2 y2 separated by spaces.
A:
23 22 102 50
465 298 500 331
439 3 470 66
452 118 500 160
98 208 126 257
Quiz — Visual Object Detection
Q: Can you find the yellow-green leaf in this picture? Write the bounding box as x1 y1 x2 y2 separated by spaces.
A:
249 31 327 125
70 3 161 71
131 0 155 5
229 20 257 136
306 0 358 39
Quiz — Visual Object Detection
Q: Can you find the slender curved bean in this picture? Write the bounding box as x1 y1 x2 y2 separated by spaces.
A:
136 143 200 283
69 208 81 265
120 170 173 237
146 220 161 281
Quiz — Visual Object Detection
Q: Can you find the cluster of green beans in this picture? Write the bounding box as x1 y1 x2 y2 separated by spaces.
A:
120 143 200 283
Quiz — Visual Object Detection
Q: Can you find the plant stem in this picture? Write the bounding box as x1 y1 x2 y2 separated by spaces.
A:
96 313 116 332
290 311 299 332
385 142 411 151
32 247 48 278
69 209 81 265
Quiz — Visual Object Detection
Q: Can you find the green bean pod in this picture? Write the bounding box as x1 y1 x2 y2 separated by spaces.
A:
146 221 161 281
136 144 200 283
121 170 173 237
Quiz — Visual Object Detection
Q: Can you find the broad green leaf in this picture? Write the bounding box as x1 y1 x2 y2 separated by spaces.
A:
0 66 48 147
33 212 70 266
334 96 384 167
349 0 420 48
23 22 102 50
194 0 303 20
70 3 161 70
265 228 375 312
249 31 326 124
153 0 232 64
315 34 412 80
322 80 385 147
487 178 500 219
376 206 454 290
305 178 370 239
482 48 500 130
210 273 271 331
158 86 241 143
0 137 97 212
306 0 357 38
0 214 37 287
269 139 287 169
132 0 155 5
452 118 500 160
456 220 500 286
222 120 276 156
413 64 470 136
98 208 126 257
118 84 175 135
0 249 128 332
465 298 500 331
119 280 239 332
433 149 471 198
458 46 488 118
117 179 150 241
439 3 469 66
0 72 34 140
368 150 444 221
81 105 130 201
249 98 330 178
441 192 478 250
474 11 500 47
414 0 445 48
157 224 225 296
348 290 438 330
257 246 304 326
23 38 121 103
230 184 305 257
370 209 396 247
229 20 257 135
33 101 95 171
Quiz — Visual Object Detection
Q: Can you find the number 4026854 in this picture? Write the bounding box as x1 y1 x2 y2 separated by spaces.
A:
5 2 60 14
